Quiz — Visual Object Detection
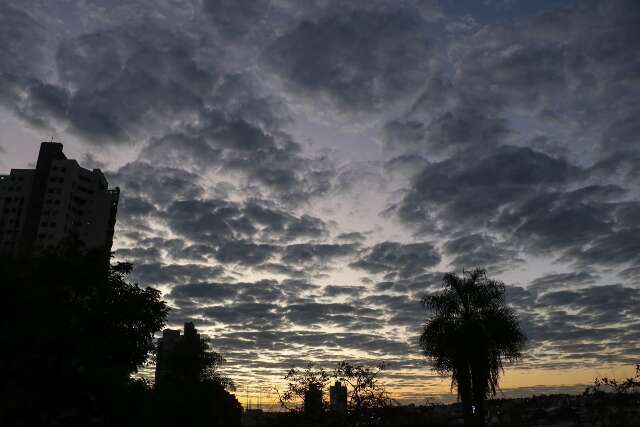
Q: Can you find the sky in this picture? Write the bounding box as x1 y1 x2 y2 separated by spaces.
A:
1 0 639 407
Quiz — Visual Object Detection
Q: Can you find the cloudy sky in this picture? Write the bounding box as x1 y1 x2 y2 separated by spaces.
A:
1 0 639 405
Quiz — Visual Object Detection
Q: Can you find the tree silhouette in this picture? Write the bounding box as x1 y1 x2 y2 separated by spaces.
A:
334 361 394 426
585 364 640 395
277 361 394 426
0 248 168 426
278 363 331 413
156 331 233 390
419 269 526 426
154 327 240 427
581 364 640 425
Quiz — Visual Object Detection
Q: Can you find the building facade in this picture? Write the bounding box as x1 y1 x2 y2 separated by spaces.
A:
0 142 119 257
330 381 348 415
303 383 324 418
155 322 202 387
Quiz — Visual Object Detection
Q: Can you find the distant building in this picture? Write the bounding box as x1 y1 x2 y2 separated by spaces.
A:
304 383 324 417
155 322 202 387
0 141 119 257
330 381 348 415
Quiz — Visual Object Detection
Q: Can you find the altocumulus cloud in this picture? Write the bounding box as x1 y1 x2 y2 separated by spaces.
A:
1 0 639 401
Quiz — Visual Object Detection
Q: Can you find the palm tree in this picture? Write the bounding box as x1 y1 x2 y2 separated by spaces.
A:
419 268 526 426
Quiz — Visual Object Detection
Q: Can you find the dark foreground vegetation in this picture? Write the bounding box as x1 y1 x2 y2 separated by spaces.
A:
246 390 640 427
0 248 241 427
420 269 527 426
1 249 637 426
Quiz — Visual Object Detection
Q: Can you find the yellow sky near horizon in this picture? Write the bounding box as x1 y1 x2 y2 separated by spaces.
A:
224 364 638 410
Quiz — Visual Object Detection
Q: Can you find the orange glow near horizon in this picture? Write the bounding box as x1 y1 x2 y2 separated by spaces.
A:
225 364 638 410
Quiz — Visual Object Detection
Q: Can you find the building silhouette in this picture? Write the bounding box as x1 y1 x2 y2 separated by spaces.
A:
303 383 324 418
155 322 202 387
0 141 119 257
330 381 348 415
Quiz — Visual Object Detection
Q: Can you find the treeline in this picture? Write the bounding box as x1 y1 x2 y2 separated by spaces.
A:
0 248 241 427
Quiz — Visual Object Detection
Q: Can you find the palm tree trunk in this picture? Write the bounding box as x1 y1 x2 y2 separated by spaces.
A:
457 367 474 426
473 397 486 427
471 367 487 427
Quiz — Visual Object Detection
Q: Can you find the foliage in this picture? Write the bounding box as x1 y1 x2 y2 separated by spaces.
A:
153 379 242 427
278 360 394 426
0 249 168 426
419 268 526 426
334 361 394 413
278 363 331 411
153 324 240 426
157 332 234 390
201 339 235 389
585 364 640 395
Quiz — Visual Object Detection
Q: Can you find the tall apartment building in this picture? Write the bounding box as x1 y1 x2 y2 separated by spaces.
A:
155 322 202 388
0 141 119 257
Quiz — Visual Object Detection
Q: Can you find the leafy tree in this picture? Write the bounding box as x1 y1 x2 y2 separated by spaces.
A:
419 269 526 426
585 364 640 395
156 332 233 390
334 361 394 425
153 327 240 427
335 362 392 409
279 361 394 426
582 364 640 425
278 363 331 413
0 249 168 426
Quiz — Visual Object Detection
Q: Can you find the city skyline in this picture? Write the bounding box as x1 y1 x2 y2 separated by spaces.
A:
1 0 639 407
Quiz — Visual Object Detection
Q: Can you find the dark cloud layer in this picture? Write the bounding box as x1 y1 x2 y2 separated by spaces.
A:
395 146 582 232
351 241 440 278
2 0 640 400
266 8 436 113
507 283 640 367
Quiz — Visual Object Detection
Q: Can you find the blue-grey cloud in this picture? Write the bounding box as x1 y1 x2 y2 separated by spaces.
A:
351 241 440 278
2 0 640 400
266 8 437 113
